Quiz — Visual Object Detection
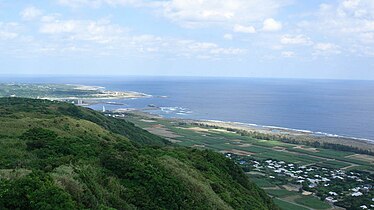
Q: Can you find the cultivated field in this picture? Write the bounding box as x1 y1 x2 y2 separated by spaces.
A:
123 112 374 210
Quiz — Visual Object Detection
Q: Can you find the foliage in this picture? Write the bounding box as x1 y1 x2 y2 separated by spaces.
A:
0 172 76 210
0 98 277 210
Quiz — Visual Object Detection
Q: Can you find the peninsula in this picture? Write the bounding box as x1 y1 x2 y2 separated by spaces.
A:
0 83 148 105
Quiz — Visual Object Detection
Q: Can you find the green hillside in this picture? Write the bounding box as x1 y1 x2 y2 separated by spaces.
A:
0 98 277 210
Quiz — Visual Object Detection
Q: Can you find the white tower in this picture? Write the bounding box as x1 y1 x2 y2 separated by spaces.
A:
102 106 106 112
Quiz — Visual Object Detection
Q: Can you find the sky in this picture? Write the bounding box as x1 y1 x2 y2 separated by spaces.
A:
1 0 374 79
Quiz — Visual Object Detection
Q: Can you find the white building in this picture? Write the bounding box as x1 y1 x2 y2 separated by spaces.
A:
352 192 363 197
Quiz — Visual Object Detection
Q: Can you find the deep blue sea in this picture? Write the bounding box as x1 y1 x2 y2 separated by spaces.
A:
1 76 374 141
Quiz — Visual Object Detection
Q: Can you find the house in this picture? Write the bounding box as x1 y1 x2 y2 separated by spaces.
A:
329 192 338 196
351 192 363 197
332 175 344 180
308 183 317 188
351 187 361 192
359 205 367 209
298 176 305 179
325 197 337 203
322 178 331 182
274 169 282 173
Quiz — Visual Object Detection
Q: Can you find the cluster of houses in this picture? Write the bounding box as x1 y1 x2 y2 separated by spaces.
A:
359 198 374 210
226 153 374 209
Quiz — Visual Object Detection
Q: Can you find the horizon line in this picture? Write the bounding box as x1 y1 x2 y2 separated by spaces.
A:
0 74 374 82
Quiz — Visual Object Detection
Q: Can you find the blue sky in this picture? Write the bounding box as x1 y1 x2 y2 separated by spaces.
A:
1 0 374 79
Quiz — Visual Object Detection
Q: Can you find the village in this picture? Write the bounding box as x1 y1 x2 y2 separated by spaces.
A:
227 153 374 210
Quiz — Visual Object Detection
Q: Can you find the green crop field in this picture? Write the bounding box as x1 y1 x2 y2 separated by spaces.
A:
274 198 309 210
265 189 299 198
250 177 277 188
294 196 331 209
316 160 351 169
238 146 274 153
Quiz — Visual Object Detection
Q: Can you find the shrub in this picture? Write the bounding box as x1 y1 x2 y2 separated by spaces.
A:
20 128 58 150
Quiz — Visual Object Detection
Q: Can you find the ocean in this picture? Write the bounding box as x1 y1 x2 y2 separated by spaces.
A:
1 76 374 141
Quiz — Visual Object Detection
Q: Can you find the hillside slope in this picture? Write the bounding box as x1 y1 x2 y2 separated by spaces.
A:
0 98 277 210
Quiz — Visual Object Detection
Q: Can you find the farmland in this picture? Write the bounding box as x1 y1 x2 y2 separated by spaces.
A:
122 112 374 210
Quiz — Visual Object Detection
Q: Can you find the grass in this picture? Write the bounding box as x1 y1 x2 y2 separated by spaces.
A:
251 140 295 149
238 146 273 153
273 198 309 210
345 165 374 171
265 189 299 198
294 196 331 209
287 147 372 167
316 160 351 169
250 178 277 188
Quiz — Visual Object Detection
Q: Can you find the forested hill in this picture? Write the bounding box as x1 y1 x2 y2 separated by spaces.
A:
0 98 277 210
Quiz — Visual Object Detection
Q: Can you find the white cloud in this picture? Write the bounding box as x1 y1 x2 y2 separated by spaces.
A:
280 34 312 45
360 32 374 43
132 36 246 58
262 18 282 32
313 42 341 55
338 0 374 18
57 0 144 8
41 14 61 22
0 31 18 40
20 6 43 20
281 51 295 57
157 0 289 28
35 13 245 59
177 40 245 56
59 0 290 29
299 1 374 56
223 33 233 40
314 42 338 51
233 24 256 33
58 0 101 8
0 22 19 40
39 19 125 44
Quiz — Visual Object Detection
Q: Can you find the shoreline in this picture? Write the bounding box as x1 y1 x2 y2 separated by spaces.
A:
200 119 374 145
115 109 374 151
111 105 374 145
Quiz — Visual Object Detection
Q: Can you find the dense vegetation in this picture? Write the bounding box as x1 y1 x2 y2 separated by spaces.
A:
0 98 277 210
